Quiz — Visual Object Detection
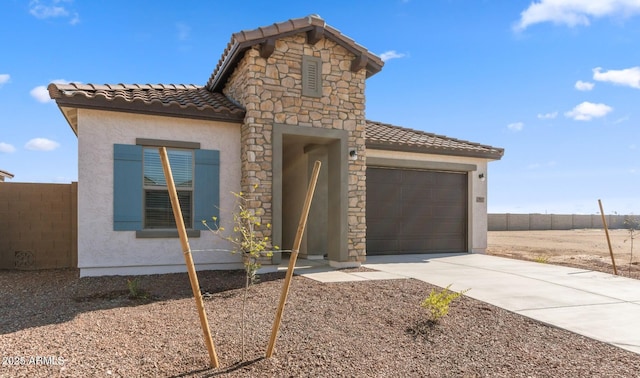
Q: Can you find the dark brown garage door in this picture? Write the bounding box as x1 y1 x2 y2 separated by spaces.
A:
366 167 468 255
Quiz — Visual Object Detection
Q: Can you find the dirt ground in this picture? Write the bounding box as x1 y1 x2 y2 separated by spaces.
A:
487 229 640 278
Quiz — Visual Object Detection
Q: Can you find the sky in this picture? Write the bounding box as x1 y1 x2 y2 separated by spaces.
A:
1 0 639 215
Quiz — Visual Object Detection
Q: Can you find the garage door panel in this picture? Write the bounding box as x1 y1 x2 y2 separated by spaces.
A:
428 237 466 251
435 173 466 185
431 204 466 217
399 238 428 253
402 170 436 184
430 188 467 201
402 189 435 205
367 167 467 255
367 219 402 237
368 168 401 183
368 204 403 219
367 239 400 255
400 219 465 236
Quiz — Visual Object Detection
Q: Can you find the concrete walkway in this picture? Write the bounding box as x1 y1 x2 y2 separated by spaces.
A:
283 253 640 355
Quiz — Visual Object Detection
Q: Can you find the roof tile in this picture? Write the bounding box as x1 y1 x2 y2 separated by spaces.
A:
366 120 504 159
48 83 502 159
48 83 245 121
206 14 384 91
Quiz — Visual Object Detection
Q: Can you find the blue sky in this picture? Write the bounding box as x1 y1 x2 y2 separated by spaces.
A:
1 0 639 215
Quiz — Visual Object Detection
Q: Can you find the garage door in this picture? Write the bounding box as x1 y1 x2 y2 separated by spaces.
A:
366 167 468 255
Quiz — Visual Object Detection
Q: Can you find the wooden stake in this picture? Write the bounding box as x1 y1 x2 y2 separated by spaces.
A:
598 199 618 276
266 160 322 358
159 147 220 368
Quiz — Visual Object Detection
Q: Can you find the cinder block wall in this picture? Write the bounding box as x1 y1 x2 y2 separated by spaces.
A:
0 182 77 270
488 213 637 231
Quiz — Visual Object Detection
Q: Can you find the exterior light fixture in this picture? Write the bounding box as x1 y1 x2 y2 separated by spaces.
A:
348 148 357 160
478 173 485 181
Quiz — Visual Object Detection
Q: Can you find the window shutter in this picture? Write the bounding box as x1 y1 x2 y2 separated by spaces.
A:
193 149 220 230
302 55 322 98
113 144 143 230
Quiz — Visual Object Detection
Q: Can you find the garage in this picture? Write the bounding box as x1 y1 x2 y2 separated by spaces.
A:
366 167 468 255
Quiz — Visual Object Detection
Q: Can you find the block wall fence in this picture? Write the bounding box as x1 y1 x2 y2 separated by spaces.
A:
488 213 638 231
1 182 636 270
0 182 77 270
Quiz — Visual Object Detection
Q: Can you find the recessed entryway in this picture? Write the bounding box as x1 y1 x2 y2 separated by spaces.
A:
272 124 349 264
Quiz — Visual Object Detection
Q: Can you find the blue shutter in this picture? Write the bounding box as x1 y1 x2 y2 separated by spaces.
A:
193 149 220 230
113 144 143 230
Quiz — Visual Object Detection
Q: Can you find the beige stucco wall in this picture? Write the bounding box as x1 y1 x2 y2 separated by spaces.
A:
77 109 241 276
367 149 492 253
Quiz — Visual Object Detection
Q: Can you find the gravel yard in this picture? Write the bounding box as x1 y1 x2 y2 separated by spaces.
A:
2 263 639 377
488 229 640 278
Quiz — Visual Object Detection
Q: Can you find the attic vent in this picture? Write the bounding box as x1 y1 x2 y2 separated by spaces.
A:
302 55 322 98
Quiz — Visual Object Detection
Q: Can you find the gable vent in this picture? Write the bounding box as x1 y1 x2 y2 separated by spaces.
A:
302 55 322 98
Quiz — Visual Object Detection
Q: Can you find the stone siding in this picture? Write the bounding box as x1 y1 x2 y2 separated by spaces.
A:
223 33 368 262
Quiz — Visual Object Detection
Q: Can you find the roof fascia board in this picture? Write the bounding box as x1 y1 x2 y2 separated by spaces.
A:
209 27 315 92
58 105 78 136
323 29 383 77
366 142 504 160
53 97 245 124
367 156 478 172
209 27 383 91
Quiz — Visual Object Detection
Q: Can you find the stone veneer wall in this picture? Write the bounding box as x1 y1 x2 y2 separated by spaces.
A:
223 33 368 262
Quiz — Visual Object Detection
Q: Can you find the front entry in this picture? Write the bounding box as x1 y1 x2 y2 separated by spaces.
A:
272 124 349 264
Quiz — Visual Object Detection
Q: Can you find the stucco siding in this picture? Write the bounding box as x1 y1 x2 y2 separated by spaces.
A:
77 109 242 276
367 149 491 254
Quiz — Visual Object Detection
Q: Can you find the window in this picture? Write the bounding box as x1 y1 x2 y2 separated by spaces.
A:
113 140 220 236
143 148 193 229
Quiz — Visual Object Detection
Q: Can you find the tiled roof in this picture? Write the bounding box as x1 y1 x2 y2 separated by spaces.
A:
206 14 384 92
48 83 245 122
366 120 504 159
47 83 502 159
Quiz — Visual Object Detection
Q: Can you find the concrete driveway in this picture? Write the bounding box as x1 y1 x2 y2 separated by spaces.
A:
286 253 640 355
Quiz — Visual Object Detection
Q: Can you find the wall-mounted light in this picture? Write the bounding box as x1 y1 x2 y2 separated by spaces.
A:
348 148 358 161
478 173 486 181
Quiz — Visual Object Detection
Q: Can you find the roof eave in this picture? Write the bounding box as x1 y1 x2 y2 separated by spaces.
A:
52 96 246 125
0 170 14 179
366 142 505 160
206 22 384 92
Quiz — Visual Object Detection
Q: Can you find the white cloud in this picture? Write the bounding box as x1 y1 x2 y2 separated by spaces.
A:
176 23 190 41
0 74 9 87
593 66 640 89
528 161 556 170
564 101 613 121
514 0 640 31
575 80 594 91
379 50 406 62
0 142 16 153
507 122 524 131
69 11 80 25
25 138 60 151
537 111 558 119
30 79 70 103
613 115 630 124
29 0 79 25
29 0 68 18
30 86 52 103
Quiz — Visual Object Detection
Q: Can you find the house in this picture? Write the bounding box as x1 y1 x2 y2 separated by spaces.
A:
48 15 503 277
0 170 14 182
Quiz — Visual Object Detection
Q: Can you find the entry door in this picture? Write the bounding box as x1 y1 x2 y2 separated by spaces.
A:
366 167 468 255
